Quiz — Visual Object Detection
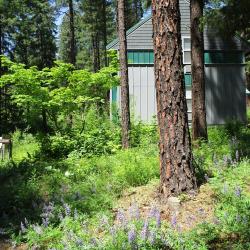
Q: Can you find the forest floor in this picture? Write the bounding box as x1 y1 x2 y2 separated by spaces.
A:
0 116 249 249
115 180 216 232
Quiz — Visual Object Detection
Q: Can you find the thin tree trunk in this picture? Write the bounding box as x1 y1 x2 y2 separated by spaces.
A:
152 0 197 196
68 0 76 66
118 0 130 149
92 33 100 72
102 0 108 67
191 0 207 141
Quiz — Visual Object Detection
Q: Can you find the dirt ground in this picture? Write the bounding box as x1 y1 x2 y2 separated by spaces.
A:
114 179 216 231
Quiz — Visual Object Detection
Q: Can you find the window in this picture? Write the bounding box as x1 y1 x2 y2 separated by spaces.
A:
127 51 154 64
204 52 244 64
182 37 191 65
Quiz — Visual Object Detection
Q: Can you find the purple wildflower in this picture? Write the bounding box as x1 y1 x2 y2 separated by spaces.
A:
149 206 161 226
99 215 109 229
236 214 241 222
116 209 127 226
148 230 156 245
140 220 149 241
58 212 64 221
109 226 117 243
74 208 78 220
33 224 43 235
129 203 140 220
20 222 26 233
75 238 84 247
171 215 177 228
128 227 136 245
90 238 98 246
42 217 49 227
63 203 71 216
235 186 242 197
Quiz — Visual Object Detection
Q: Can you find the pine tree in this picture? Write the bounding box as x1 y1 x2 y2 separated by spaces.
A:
191 0 207 141
118 0 130 149
152 0 197 196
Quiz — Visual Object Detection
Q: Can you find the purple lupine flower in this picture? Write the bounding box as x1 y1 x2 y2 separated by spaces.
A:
148 206 161 227
58 212 64 221
90 238 98 246
171 215 177 228
74 208 78 220
128 227 136 245
148 230 156 245
42 217 49 227
109 226 117 243
140 220 149 241
129 203 140 220
235 186 242 197
33 224 43 235
75 238 84 247
236 214 241 222
63 203 71 216
99 215 109 229
20 222 26 233
116 209 127 226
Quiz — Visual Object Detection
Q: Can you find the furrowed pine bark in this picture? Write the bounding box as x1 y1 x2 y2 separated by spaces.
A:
152 0 197 196
191 0 207 141
117 0 130 149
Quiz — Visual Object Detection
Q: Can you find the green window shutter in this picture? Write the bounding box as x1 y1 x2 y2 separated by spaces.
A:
112 87 117 102
144 51 150 64
149 51 154 64
204 52 244 64
128 52 134 64
184 73 192 87
133 52 139 64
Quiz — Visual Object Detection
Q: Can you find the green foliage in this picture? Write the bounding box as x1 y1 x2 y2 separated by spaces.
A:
0 56 119 133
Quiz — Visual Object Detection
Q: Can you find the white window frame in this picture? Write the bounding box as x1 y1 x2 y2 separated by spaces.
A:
182 36 191 73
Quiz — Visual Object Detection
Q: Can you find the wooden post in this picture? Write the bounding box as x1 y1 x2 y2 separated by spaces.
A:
0 138 12 160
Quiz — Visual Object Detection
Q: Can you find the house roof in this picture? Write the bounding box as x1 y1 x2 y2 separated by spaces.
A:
107 15 152 50
107 14 250 54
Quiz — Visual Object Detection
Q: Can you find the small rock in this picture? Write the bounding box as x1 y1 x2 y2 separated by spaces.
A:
167 197 181 213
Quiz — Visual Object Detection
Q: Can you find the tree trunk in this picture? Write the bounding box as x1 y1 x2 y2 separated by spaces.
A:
117 0 130 149
152 0 197 196
102 0 108 67
191 0 207 141
92 33 100 72
68 0 76 66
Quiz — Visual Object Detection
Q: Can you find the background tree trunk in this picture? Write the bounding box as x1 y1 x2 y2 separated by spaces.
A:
118 0 130 149
191 0 207 141
68 0 76 66
152 0 197 196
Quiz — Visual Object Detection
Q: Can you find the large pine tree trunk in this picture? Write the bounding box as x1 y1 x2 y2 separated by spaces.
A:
118 0 130 149
68 0 76 66
191 0 207 141
152 0 197 196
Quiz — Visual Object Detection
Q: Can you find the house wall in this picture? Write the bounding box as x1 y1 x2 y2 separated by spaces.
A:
111 64 246 124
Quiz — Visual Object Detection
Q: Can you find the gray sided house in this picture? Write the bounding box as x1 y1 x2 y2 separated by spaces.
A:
108 0 249 124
